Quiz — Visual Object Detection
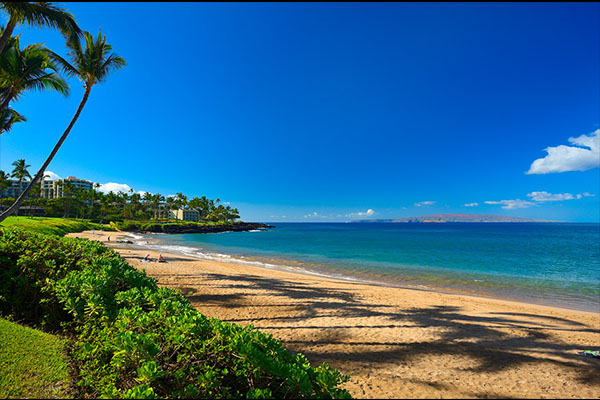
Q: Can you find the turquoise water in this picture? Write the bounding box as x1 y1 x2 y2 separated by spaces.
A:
138 223 600 312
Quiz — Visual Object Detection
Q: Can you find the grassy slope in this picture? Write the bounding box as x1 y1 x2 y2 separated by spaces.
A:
0 216 114 236
0 318 73 399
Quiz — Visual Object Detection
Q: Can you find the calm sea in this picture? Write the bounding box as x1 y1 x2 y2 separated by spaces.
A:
131 222 600 312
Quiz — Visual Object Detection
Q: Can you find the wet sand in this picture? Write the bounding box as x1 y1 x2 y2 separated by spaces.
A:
68 230 600 399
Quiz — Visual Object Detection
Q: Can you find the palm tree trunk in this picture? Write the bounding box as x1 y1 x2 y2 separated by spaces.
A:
0 16 18 55
0 84 92 223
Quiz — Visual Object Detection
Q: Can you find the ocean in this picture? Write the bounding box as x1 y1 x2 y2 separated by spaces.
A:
128 222 600 313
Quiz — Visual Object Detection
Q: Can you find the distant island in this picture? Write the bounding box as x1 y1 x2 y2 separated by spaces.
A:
351 213 559 223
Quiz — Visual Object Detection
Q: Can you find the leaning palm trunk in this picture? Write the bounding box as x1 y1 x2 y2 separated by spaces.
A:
0 83 91 223
0 16 17 55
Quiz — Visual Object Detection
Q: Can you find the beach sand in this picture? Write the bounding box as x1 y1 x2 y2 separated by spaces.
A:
68 230 600 399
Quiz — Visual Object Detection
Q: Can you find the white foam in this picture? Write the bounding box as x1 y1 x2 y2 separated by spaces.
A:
127 235 380 286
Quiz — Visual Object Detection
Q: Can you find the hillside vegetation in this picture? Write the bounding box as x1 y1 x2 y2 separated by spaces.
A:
0 216 114 236
0 226 351 398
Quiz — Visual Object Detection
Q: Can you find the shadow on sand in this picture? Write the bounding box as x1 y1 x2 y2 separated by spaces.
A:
165 271 600 391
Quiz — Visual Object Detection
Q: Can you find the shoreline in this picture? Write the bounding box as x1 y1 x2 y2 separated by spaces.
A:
114 230 597 314
67 230 600 399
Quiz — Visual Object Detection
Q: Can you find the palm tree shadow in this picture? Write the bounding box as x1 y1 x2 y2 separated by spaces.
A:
190 272 600 388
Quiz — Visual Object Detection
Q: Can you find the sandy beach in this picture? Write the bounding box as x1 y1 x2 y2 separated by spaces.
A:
68 230 600 399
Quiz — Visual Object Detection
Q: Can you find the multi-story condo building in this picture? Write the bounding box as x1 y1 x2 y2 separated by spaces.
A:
40 176 94 199
152 204 200 222
170 209 200 222
1 180 30 198
40 179 56 199
152 203 171 220
1 176 94 199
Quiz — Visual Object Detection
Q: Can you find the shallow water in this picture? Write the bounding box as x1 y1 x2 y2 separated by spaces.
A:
129 222 600 312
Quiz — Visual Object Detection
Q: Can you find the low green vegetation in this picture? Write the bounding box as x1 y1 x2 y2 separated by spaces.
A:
0 216 114 236
0 228 351 398
109 219 260 233
0 317 73 399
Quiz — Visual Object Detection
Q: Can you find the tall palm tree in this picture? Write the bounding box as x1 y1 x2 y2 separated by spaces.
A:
60 179 74 218
0 35 70 113
26 183 41 216
86 187 97 220
0 2 81 55
10 158 31 196
0 29 125 223
0 107 25 134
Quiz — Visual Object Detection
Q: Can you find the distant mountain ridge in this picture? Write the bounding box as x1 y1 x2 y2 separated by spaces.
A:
351 213 558 223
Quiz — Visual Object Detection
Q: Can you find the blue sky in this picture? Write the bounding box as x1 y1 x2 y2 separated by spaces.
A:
1 2 599 222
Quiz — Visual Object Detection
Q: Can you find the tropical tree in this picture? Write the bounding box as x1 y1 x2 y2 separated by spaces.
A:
10 158 31 196
151 192 164 220
58 179 75 218
86 187 97 220
0 107 25 134
0 36 69 113
26 183 41 216
0 2 81 55
142 191 152 210
175 192 188 210
166 196 176 220
99 194 109 224
0 169 9 198
0 29 125 223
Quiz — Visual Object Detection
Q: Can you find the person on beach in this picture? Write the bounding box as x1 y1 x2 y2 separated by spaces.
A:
158 253 166 263
143 253 152 262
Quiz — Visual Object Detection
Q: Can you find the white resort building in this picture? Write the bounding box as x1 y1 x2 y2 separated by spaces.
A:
1 176 94 199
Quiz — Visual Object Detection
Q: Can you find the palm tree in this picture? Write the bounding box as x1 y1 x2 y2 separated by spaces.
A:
151 193 164 220
60 180 75 218
11 158 31 195
0 36 70 113
26 183 41 216
87 187 97 220
10 158 31 215
0 2 81 55
0 169 9 198
0 29 125 223
0 107 25 134
99 193 109 224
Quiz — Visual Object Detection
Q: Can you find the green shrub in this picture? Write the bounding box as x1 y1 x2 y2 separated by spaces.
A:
0 228 351 399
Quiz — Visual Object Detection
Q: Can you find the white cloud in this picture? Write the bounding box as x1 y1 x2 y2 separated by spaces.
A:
304 211 318 218
97 182 133 194
526 129 600 174
582 192 596 197
464 202 479 207
346 209 376 218
415 201 436 207
484 199 537 209
43 171 61 181
526 191 582 202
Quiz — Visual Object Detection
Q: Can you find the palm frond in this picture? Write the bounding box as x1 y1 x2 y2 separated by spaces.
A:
0 107 26 133
0 2 82 38
46 48 79 79
23 71 69 96
56 28 126 86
